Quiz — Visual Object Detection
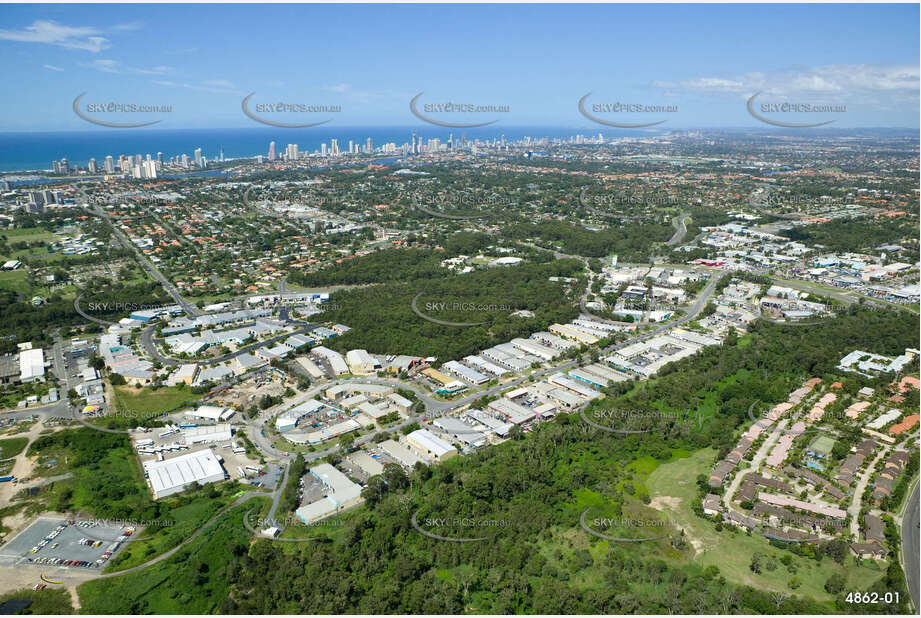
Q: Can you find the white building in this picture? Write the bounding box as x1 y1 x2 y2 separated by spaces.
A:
182 423 232 445
487 397 536 425
275 399 325 432
295 463 364 524
346 349 380 375
387 393 413 414
406 429 457 462
187 405 235 422
313 346 349 375
380 439 425 467
433 416 487 448
296 356 326 380
19 347 45 383
143 448 226 499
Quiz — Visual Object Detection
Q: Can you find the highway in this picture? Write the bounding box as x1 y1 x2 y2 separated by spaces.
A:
902 481 920 612
666 213 690 247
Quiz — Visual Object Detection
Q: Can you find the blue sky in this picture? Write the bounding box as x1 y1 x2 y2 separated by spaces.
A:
1 3 918 130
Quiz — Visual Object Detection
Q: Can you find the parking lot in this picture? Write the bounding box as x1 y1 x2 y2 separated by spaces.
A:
242 461 284 489
296 471 329 508
0 517 134 569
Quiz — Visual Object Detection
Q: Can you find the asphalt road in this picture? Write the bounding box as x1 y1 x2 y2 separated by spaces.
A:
97 491 272 578
78 194 200 317
666 213 690 247
141 322 317 367
902 481 920 611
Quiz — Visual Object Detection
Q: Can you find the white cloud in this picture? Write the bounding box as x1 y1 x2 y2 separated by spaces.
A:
152 79 241 95
0 20 109 52
202 79 234 89
111 21 143 32
321 82 403 104
654 64 919 104
133 65 172 75
322 83 350 94
81 59 171 75
83 59 120 73
43 64 65 72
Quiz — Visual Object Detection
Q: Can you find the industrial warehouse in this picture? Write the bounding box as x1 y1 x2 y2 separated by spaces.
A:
295 464 364 524
142 449 227 499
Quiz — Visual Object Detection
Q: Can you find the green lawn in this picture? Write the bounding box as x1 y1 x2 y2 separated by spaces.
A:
646 448 886 605
0 269 30 294
112 385 202 416
0 436 29 459
1 227 56 243
0 587 74 614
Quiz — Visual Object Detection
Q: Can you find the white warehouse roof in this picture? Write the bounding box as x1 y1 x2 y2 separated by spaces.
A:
189 405 235 421
182 423 232 444
407 429 457 458
143 448 225 499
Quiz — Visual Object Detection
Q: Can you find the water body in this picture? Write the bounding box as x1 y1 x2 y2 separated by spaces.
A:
0 126 669 172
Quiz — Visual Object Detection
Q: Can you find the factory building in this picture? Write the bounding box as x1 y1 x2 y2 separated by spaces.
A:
275 399 326 432
463 355 509 376
433 416 487 448
406 429 458 462
442 360 489 384
313 346 349 375
346 349 380 375
380 439 426 467
181 423 232 445
295 463 363 524
510 338 560 361
143 449 226 499
548 373 602 399
487 397 536 425
295 356 327 379
187 405 235 422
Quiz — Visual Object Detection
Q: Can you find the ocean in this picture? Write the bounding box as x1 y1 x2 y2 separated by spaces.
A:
0 126 667 173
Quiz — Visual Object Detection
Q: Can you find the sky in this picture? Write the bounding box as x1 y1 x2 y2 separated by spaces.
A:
0 3 918 131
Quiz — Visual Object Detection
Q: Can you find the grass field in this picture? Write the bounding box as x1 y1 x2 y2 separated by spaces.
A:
0 269 30 294
112 385 202 416
0 437 29 459
646 448 885 606
0 227 56 244
0 586 74 614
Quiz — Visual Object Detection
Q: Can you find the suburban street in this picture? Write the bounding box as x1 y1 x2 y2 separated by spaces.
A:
76 186 201 317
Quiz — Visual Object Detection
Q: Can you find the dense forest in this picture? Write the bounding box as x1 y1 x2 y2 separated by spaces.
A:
503 220 673 260
290 248 447 287
0 279 171 353
316 259 586 360
780 215 919 260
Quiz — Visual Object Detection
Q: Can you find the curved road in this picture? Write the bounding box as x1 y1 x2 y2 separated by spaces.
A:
18 244 727 591
141 319 321 367
98 491 272 578
666 213 690 247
